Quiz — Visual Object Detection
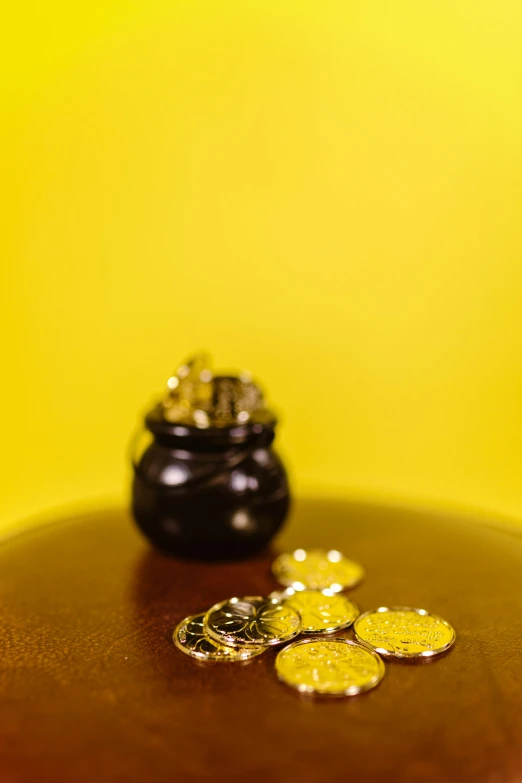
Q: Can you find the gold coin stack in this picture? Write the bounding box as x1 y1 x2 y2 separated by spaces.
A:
173 547 456 698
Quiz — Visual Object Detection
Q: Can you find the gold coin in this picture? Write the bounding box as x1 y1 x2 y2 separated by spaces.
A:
277 588 359 634
272 548 364 592
275 638 384 697
174 613 266 662
354 607 456 658
205 596 302 647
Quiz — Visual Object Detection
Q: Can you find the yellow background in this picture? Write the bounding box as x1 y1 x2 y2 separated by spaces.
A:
2 0 522 533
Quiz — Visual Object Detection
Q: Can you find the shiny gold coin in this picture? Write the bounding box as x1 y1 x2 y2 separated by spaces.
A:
204 596 302 647
275 638 384 697
354 607 456 658
174 613 266 662
272 548 365 592
276 588 359 634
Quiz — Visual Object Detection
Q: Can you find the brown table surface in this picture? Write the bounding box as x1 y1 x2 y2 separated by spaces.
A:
1 498 521 782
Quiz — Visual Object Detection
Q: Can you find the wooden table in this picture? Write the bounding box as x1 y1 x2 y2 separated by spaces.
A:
1 498 521 782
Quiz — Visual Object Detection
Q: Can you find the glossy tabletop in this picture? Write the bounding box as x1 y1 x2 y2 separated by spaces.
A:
1 498 521 782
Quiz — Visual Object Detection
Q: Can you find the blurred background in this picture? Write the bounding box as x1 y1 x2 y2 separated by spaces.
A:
2 0 522 535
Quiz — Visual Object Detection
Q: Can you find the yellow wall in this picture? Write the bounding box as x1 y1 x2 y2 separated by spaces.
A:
2 0 522 532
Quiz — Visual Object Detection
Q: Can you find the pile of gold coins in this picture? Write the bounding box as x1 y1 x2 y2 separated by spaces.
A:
173 548 456 697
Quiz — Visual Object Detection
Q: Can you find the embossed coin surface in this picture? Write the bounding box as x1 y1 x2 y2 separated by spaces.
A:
272 548 365 592
205 596 302 647
174 613 266 662
276 638 384 696
277 588 359 634
354 607 456 658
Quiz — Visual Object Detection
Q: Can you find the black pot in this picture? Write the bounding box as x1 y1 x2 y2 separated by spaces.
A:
131 404 290 559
